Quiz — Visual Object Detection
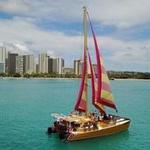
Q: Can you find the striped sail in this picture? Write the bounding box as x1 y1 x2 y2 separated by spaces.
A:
88 52 106 114
89 19 117 111
100 57 117 109
74 48 87 112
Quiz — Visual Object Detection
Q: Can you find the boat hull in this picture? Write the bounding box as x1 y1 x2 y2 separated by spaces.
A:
67 119 130 141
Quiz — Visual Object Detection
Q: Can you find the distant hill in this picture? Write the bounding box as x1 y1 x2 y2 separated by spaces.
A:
107 71 150 79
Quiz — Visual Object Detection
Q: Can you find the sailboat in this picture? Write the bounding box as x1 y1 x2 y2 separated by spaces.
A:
47 7 130 141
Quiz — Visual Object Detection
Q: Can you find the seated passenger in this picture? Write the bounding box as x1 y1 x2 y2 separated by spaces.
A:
103 114 110 120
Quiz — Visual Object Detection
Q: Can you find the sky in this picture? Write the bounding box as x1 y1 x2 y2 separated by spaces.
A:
0 0 150 72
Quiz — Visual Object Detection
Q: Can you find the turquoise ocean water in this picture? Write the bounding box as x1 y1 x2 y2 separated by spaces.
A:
0 79 150 150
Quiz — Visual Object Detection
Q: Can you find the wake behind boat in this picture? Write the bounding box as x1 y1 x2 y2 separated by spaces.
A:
47 7 130 141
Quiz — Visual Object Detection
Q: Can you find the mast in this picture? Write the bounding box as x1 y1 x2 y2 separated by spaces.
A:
83 6 88 115
74 7 89 114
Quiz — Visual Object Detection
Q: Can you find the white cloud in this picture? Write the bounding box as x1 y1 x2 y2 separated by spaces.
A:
98 36 150 63
0 0 149 71
0 0 30 14
0 41 30 55
0 17 83 59
0 17 149 71
89 0 150 28
98 37 150 71
0 0 150 28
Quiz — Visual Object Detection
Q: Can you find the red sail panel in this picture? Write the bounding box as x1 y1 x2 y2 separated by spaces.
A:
74 48 87 112
88 52 106 114
89 18 117 111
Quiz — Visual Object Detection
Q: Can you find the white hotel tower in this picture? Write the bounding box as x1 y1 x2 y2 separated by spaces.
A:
24 55 35 74
38 53 48 73
0 47 7 73
53 58 64 74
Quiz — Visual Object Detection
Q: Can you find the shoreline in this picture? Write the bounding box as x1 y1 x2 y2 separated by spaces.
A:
0 77 150 80
0 77 80 80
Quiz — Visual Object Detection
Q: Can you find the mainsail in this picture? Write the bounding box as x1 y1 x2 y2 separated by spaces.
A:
74 7 88 113
74 48 87 112
88 17 117 111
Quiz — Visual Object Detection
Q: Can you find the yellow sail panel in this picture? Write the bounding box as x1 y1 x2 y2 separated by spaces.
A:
101 90 114 102
81 88 87 102
94 79 106 114
100 62 117 109
102 74 110 83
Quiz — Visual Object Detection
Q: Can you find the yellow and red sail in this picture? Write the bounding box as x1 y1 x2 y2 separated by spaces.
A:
88 52 106 114
74 48 87 112
89 18 117 111
74 10 117 114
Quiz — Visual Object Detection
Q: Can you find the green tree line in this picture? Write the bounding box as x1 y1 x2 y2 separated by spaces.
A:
0 72 78 78
0 71 150 79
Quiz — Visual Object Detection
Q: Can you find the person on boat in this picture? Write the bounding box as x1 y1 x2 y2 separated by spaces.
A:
103 114 110 120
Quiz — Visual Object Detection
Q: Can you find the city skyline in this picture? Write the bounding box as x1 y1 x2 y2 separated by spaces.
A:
0 1 150 72
0 46 66 74
0 46 95 75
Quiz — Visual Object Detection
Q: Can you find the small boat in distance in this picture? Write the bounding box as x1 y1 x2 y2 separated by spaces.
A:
47 7 130 141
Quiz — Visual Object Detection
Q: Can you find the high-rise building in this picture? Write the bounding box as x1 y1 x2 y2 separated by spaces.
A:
8 53 18 73
74 59 91 75
48 57 53 73
74 59 83 75
16 55 24 74
0 47 7 62
0 47 8 73
38 53 48 73
36 64 39 73
53 58 64 74
23 55 34 74
0 62 5 73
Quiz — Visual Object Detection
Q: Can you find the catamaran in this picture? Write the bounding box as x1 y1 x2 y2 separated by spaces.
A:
47 7 130 141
